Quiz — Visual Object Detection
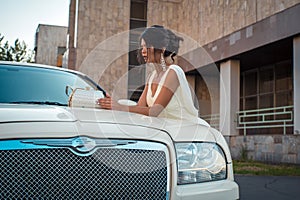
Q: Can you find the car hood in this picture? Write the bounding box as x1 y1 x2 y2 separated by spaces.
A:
0 104 77 122
0 104 216 142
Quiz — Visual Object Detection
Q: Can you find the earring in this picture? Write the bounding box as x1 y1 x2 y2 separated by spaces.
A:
160 53 167 71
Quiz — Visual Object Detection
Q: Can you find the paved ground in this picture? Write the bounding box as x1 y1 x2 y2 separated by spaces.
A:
235 175 300 200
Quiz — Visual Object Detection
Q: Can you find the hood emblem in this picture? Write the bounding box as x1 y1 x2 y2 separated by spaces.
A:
72 137 96 153
22 137 136 154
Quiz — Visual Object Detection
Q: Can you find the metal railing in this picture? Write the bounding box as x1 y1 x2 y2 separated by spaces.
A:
200 105 294 135
236 105 294 135
201 113 220 130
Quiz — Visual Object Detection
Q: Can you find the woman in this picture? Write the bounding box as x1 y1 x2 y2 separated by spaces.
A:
99 25 208 125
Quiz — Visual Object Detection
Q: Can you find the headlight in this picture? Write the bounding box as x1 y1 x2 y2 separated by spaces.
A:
175 142 227 184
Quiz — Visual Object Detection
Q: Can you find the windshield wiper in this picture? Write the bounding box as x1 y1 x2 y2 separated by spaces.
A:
9 101 68 106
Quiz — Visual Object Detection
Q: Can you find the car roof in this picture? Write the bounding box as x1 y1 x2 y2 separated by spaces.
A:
0 61 84 76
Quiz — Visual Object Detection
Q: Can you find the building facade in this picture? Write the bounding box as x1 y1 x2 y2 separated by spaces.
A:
66 0 300 164
35 24 68 67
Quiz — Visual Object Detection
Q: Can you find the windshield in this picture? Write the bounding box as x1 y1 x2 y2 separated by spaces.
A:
0 64 103 106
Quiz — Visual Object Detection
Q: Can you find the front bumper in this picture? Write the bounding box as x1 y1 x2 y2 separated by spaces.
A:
174 179 239 200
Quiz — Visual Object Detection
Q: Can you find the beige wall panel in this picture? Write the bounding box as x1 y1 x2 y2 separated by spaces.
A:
257 0 300 21
75 0 130 96
199 0 224 44
171 0 300 46
147 0 181 30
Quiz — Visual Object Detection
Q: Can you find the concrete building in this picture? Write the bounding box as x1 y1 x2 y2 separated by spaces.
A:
66 0 300 164
35 24 68 67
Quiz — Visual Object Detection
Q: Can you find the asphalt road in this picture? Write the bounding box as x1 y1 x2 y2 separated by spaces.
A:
235 175 300 200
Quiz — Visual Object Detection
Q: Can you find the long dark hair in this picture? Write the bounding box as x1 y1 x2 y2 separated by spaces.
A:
137 25 183 64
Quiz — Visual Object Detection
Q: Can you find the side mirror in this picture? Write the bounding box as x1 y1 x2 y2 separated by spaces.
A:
65 85 73 97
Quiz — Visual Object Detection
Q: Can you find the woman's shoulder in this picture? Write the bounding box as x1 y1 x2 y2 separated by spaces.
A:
169 64 182 71
168 64 185 77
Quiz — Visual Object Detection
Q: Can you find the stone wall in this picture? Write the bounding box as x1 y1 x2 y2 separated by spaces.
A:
226 135 300 164
73 0 131 96
148 0 300 46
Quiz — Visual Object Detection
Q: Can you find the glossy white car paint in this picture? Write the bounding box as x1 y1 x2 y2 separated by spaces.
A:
0 104 239 199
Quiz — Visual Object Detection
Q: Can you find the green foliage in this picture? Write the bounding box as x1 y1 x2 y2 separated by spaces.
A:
233 160 300 176
0 33 35 62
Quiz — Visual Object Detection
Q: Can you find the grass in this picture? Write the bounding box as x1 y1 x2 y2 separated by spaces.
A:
233 160 300 176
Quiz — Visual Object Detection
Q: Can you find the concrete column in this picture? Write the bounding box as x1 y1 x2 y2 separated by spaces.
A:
294 36 300 134
67 0 77 70
220 60 240 136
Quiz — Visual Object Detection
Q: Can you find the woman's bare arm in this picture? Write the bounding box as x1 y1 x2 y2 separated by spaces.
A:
98 68 179 117
137 84 148 107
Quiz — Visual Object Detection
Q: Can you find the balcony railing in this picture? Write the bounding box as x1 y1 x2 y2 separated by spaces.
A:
236 105 294 135
201 113 220 130
200 105 294 135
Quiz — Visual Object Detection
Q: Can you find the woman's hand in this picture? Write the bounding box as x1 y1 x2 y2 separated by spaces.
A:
98 94 115 110
98 94 126 111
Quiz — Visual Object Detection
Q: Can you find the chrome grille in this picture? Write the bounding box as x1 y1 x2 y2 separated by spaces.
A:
0 141 168 199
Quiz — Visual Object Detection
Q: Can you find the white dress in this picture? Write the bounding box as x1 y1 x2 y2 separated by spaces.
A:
146 64 209 126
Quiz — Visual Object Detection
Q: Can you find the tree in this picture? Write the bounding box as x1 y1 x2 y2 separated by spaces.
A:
0 33 35 62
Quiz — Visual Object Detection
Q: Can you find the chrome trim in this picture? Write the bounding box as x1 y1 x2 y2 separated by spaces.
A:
0 137 171 199
21 137 137 154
